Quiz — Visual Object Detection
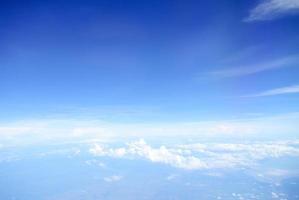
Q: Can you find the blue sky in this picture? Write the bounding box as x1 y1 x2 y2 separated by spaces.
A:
0 0 299 146
1 3 299 199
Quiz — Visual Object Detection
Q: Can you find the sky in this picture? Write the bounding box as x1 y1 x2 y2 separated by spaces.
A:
1 0 299 146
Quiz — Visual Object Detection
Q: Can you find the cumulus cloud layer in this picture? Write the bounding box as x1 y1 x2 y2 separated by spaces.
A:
90 139 208 169
89 139 299 170
245 0 299 21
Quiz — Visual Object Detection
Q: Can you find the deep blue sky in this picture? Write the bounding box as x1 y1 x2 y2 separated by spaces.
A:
1 0 299 122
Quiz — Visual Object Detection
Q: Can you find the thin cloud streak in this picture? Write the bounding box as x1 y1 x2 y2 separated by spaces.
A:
245 0 299 22
207 55 298 78
246 84 299 97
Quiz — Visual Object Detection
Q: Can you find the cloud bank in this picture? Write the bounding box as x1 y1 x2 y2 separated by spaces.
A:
1 113 299 147
89 139 299 170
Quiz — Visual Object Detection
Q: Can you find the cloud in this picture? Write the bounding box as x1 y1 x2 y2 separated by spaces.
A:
245 0 299 21
0 119 114 147
271 192 279 199
103 175 123 182
89 139 299 170
90 139 208 170
265 169 294 177
166 174 179 180
207 55 298 78
1 113 299 147
245 84 299 97
253 168 299 183
85 159 106 168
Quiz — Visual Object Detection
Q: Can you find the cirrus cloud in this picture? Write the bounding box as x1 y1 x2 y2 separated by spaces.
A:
244 84 299 97
245 0 299 22
207 55 299 78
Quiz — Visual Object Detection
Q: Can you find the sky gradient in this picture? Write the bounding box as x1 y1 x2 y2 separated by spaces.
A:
1 0 299 146
1 1 299 199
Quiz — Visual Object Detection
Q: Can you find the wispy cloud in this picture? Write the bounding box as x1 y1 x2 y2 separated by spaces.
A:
246 84 299 97
245 0 299 22
207 55 298 78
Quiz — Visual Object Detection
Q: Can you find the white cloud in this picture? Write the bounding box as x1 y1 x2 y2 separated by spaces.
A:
89 139 299 170
90 139 208 170
245 0 299 21
245 84 299 97
271 192 279 199
253 168 299 183
0 119 114 147
265 169 294 177
166 174 179 180
205 172 223 177
103 175 123 182
85 159 106 168
207 55 298 78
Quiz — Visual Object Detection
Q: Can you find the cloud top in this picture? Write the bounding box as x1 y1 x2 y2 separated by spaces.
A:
89 139 299 170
